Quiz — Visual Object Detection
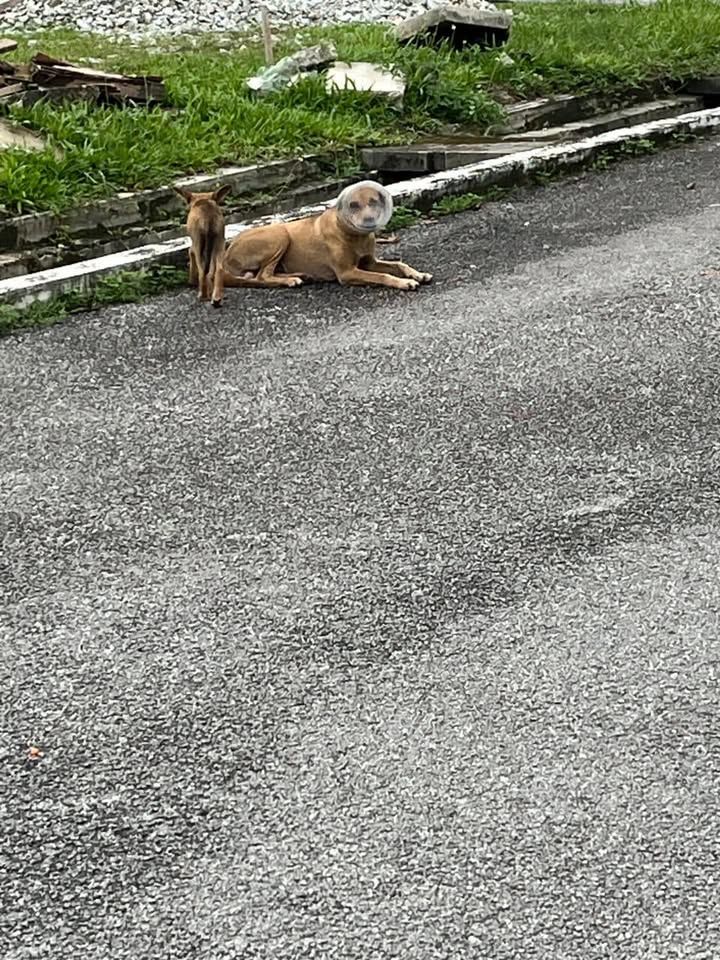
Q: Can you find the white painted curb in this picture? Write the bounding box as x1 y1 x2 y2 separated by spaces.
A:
4 105 720 310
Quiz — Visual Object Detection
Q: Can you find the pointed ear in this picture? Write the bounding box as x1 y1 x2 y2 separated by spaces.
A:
213 184 232 204
335 183 351 216
173 186 193 204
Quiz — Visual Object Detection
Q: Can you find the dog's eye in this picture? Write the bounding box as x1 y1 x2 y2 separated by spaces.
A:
349 201 361 211
369 198 378 207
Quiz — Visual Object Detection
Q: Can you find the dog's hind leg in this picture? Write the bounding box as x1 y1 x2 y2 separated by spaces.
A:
210 253 225 308
197 267 210 300
223 242 304 288
188 249 199 287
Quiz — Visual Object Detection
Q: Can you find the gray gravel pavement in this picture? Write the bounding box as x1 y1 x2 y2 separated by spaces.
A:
3 140 720 959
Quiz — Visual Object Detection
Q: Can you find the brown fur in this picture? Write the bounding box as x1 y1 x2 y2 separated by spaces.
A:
222 183 432 292
174 184 231 308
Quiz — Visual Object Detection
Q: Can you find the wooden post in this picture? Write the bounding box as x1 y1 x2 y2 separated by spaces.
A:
260 6 274 66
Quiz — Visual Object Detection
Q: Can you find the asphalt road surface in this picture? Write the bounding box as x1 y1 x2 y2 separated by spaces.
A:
3 140 720 960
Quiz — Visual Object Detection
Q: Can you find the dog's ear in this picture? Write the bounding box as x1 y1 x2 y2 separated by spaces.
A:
213 184 232 204
377 186 393 222
173 186 193 204
335 184 351 215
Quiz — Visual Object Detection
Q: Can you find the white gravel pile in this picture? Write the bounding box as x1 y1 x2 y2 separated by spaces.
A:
1 0 503 36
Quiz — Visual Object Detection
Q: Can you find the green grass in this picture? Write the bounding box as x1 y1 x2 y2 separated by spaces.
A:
0 265 186 336
2 0 720 215
431 187 510 216
387 204 423 230
389 188 507 227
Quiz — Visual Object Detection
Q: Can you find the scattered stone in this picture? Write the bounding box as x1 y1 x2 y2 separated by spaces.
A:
246 42 337 95
325 61 406 104
0 38 18 54
395 2 512 50
0 0 451 36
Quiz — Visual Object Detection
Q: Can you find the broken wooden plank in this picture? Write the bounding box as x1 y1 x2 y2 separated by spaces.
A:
0 50 167 107
0 39 18 55
29 52 166 103
0 82 24 101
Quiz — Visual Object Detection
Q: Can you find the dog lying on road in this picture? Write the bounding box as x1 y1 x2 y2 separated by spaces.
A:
175 183 231 308
222 180 432 292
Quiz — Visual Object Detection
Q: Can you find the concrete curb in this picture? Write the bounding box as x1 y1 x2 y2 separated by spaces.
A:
0 157 320 252
3 105 720 309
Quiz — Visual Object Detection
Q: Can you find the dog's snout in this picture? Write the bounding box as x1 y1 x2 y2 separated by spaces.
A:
362 215 376 226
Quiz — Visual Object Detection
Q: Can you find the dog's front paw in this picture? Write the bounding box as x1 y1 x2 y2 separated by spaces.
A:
418 272 433 284
398 278 419 291
286 277 303 287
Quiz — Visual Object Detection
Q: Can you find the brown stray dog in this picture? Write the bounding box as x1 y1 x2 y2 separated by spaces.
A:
174 184 231 308
222 180 432 292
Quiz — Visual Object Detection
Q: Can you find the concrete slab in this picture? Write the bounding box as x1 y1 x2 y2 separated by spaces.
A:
395 1 512 49
0 118 48 152
499 94 590 132
326 62 405 103
363 138 578 174
445 141 550 165
509 97 703 142
686 77 720 98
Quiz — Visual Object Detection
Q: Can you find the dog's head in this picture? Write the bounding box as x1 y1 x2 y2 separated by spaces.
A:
174 184 232 206
336 180 393 235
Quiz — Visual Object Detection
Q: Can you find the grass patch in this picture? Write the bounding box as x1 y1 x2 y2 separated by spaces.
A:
431 187 510 216
387 204 423 230
0 264 186 336
389 186 508 226
2 0 720 215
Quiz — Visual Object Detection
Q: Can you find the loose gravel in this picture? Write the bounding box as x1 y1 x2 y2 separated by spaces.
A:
1 0 497 36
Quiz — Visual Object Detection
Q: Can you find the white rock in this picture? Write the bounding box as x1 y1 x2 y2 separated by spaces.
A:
2 0 444 35
326 61 406 103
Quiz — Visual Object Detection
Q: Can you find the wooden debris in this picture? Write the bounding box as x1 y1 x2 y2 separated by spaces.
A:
30 53 166 104
0 82 24 101
0 50 166 107
0 39 18 55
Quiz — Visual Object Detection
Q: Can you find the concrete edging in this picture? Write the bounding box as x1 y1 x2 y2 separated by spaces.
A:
1 156 319 252
3 105 720 310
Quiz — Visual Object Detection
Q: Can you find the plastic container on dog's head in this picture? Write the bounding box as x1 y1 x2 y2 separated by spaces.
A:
335 180 394 235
